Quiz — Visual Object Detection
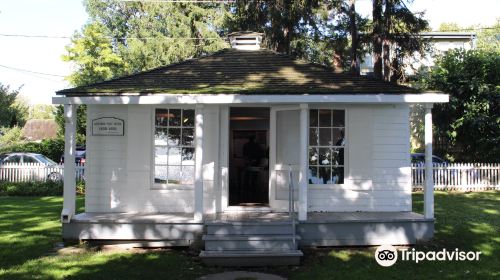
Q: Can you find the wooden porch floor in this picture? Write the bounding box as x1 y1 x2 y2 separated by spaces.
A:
65 211 434 245
71 211 430 224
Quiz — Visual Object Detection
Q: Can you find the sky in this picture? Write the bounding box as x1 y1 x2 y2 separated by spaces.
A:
0 0 498 105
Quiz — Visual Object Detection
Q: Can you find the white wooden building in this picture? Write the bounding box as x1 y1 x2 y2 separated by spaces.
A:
54 32 448 265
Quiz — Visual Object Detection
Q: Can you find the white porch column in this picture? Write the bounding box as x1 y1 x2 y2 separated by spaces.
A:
194 104 204 221
298 104 308 221
424 104 434 219
61 104 77 223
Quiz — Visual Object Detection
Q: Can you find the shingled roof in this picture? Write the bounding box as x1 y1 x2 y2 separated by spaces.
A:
57 48 421 96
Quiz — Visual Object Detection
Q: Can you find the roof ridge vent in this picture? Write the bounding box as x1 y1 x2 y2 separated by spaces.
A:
228 31 263 50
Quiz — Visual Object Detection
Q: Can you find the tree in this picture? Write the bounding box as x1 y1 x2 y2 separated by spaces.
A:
425 49 499 162
28 105 55 120
370 0 429 82
0 83 27 128
438 22 461 32
348 0 359 75
84 0 228 73
226 0 320 55
62 22 128 87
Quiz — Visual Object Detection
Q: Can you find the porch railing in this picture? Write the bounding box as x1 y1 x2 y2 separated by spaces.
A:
0 163 85 182
412 163 500 191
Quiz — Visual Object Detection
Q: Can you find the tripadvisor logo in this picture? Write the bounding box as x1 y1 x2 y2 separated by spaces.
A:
375 244 398 267
374 245 482 267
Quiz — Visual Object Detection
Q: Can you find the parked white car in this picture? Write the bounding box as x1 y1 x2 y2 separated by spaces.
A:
0 152 63 182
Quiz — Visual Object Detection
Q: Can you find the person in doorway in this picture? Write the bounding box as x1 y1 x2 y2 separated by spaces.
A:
242 135 262 202
243 135 262 166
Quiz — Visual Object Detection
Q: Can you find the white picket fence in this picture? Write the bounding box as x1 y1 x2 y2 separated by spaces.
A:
412 163 500 191
0 162 498 191
0 163 85 182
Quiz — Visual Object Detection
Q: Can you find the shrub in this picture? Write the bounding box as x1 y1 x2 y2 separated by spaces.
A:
421 49 500 162
0 181 63 196
0 126 23 147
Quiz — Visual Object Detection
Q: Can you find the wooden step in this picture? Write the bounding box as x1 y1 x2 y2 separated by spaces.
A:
203 234 300 251
199 250 303 266
206 222 294 235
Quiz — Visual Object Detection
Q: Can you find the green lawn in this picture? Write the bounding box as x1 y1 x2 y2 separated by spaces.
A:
0 192 498 279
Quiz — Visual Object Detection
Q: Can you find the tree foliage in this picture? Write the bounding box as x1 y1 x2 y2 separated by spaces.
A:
84 0 228 73
424 49 499 162
372 0 429 82
63 22 128 87
0 83 28 128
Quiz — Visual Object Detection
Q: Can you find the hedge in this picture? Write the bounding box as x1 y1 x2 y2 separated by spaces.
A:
0 138 64 162
0 181 63 196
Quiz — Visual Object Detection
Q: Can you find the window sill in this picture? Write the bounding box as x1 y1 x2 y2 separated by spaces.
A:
151 184 194 191
308 184 345 190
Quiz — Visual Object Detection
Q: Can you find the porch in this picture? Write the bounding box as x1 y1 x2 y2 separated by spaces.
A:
63 211 434 246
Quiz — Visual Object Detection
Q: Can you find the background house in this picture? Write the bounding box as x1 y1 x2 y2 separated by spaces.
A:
360 32 477 76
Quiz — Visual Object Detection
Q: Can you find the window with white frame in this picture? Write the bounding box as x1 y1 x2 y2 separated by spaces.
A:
308 109 345 184
154 108 195 187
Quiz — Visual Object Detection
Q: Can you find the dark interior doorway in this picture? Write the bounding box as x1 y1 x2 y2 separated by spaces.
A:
229 107 270 206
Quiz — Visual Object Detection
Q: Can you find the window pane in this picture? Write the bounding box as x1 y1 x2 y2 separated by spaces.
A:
319 148 331 165
168 148 182 165
182 148 195 165
23 156 37 163
169 109 182 126
154 128 168 145
155 166 168 184
168 166 181 184
332 148 344 166
332 128 345 146
182 128 194 146
183 109 195 127
318 167 331 184
319 128 331 146
332 110 345 127
155 147 169 164
332 167 344 184
308 166 320 184
309 148 318 165
181 166 195 184
309 109 318 127
155 109 169 126
168 128 181 146
309 128 318 146
319 109 331 127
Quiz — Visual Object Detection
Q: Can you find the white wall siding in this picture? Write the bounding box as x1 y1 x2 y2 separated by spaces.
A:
85 105 128 212
308 105 411 212
86 105 220 213
85 103 411 214
372 105 411 211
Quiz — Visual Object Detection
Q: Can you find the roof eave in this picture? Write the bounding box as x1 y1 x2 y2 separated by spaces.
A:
53 92 449 105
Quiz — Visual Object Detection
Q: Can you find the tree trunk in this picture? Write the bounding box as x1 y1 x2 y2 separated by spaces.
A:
372 0 383 79
383 0 394 82
349 0 359 75
383 42 391 81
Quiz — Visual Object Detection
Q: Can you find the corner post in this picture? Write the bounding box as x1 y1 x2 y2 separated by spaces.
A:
194 104 204 221
299 104 308 221
61 104 78 223
424 104 434 219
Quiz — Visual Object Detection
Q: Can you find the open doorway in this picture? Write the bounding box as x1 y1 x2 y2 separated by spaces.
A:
229 107 270 206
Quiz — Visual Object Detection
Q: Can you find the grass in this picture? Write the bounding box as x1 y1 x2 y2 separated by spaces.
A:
0 191 498 279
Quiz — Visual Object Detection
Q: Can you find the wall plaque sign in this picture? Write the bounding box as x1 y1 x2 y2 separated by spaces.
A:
92 117 124 136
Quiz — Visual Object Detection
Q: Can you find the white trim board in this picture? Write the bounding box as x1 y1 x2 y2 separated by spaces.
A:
53 93 449 105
